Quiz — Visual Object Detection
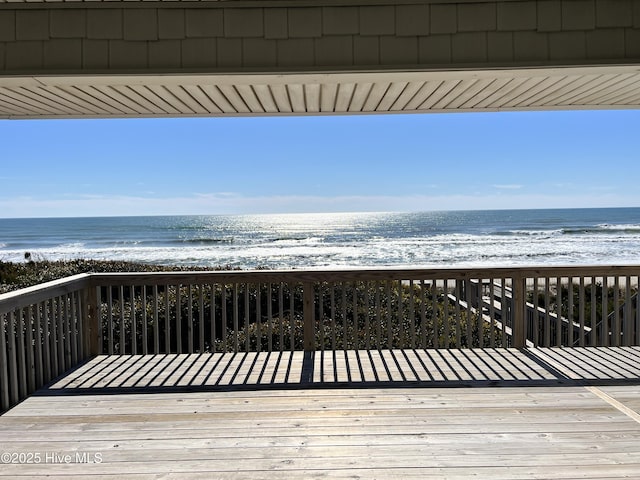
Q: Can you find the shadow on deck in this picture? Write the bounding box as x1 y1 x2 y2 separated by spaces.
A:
40 347 640 398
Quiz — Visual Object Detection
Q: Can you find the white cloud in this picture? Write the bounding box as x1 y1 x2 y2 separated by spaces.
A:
194 192 240 199
1 191 639 218
492 184 523 190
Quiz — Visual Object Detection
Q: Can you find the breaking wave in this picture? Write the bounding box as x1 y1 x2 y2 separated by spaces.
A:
2 208 640 269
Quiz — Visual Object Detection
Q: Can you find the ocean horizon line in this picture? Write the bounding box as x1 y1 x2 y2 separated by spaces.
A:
2 205 639 221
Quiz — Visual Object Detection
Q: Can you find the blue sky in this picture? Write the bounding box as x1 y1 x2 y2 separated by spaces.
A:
1 109 639 218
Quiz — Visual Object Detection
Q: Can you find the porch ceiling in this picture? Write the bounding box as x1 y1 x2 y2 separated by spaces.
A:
1 65 640 119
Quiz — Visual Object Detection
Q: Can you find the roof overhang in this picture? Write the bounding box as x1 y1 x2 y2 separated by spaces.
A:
2 65 640 119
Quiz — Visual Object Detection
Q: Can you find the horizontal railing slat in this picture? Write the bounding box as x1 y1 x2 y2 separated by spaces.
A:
0 274 90 315
85 265 640 287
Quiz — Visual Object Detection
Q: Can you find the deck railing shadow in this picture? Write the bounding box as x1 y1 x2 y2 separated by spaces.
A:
33 346 640 399
525 346 640 382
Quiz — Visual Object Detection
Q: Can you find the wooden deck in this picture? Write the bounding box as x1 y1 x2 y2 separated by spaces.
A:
2 348 640 479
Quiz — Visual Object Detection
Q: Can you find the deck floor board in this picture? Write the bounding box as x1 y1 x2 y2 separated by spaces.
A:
2 348 640 479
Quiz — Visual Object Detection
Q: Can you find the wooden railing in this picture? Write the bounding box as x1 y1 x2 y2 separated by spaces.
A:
0 274 96 413
87 269 516 355
2 265 640 412
86 266 640 354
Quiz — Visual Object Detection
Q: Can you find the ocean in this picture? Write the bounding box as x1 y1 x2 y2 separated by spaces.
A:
1 208 640 269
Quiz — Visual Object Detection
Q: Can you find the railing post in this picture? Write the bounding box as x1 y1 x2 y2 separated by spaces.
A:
303 282 315 351
512 275 527 348
0 312 9 413
84 285 100 357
